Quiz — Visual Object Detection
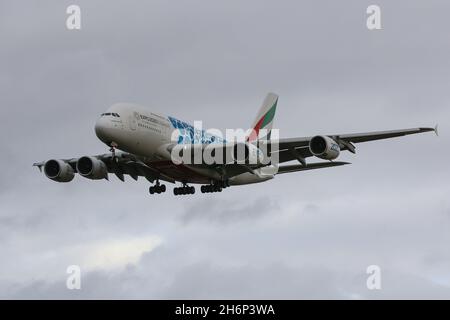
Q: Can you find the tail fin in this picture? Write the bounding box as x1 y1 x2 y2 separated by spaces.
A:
247 93 278 142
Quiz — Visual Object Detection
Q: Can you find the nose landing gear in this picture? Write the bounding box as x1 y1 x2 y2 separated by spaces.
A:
109 142 119 162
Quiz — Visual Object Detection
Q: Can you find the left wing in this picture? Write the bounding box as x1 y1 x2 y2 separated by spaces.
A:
33 152 176 183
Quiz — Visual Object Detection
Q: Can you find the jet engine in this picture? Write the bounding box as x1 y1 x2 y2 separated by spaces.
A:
76 156 108 180
309 135 340 160
44 159 75 182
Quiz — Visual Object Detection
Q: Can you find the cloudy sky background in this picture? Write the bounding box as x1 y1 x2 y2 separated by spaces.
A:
1 0 449 299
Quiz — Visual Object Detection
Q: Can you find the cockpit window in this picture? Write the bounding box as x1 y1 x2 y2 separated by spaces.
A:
101 113 120 117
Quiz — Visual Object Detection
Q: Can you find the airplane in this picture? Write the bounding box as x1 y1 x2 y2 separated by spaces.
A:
33 93 437 196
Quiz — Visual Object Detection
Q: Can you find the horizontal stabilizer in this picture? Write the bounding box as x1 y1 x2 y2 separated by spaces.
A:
276 161 350 174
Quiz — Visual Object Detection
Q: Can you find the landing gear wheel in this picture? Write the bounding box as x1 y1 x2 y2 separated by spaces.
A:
173 185 195 196
149 181 166 195
200 183 224 193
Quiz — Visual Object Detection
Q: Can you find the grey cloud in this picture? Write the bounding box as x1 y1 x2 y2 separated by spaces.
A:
180 196 279 225
8 246 450 299
0 0 449 299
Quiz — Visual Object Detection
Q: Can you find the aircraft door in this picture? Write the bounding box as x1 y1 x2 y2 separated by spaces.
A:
129 112 138 131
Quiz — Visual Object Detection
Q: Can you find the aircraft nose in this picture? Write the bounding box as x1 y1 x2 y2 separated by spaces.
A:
95 117 113 144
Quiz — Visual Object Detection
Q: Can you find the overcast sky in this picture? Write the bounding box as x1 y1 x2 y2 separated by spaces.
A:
1 0 449 299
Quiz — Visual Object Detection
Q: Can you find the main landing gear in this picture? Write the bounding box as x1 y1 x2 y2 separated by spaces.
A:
149 180 229 196
200 180 229 193
149 181 166 194
200 185 223 193
173 184 195 195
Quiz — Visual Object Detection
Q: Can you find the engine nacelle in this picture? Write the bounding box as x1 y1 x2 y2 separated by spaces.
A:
44 159 75 182
76 156 108 180
309 135 340 160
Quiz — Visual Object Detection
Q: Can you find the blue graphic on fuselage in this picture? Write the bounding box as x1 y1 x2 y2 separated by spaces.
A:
168 116 225 145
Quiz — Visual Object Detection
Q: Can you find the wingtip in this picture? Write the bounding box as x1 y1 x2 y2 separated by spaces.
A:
419 126 438 136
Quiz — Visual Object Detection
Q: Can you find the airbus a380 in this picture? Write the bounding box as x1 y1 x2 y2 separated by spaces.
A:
34 93 437 196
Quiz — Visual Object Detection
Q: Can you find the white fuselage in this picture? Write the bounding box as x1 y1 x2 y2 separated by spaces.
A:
94 103 274 185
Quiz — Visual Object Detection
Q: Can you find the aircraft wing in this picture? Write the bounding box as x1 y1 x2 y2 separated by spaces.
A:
277 161 350 174
33 152 176 183
270 126 437 164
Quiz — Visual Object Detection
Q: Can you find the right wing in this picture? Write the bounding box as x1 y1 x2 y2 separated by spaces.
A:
277 161 350 174
269 126 437 164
